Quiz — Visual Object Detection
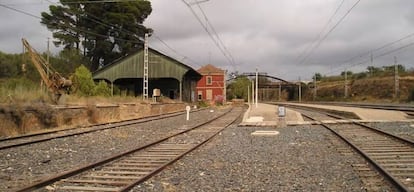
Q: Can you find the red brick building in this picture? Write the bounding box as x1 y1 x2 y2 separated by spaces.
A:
196 64 226 103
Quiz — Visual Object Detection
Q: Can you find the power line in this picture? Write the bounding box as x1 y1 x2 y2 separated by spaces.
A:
1 2 139 45
325 40 414 75
299 0 362 66
2 0 201 70
296 0 345 62
45 0 201 68
47 0 141 4
1 0 139 6
181 0 236 70
150 34 202 67
351 41 414 68
0 3 42 19
195 1 236 66
326 32 414 74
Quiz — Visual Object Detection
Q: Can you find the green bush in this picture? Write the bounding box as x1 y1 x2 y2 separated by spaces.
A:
94 80 111 96
1 78 37 90
71 65 96 96
197 100 209 108
409 89 414 102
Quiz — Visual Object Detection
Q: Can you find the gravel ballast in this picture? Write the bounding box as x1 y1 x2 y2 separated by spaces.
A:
0 108 228 191
2 106 409 191
132 124 368 191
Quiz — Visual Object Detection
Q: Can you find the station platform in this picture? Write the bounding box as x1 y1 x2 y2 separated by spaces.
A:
282 102 410 121
239 103 305 127
239 103 413 127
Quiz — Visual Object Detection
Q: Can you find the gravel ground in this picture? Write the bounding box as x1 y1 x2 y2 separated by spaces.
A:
364 121 414 141
0 107 229 191
132 123 369 191
3 105 410 191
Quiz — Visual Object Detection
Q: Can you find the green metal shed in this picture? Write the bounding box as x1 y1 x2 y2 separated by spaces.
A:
93 48 201 102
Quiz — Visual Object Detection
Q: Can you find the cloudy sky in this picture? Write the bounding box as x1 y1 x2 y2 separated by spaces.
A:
1 0 414 81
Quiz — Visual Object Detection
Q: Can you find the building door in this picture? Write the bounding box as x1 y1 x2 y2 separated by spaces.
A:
169 90 175 99
206 89 213 100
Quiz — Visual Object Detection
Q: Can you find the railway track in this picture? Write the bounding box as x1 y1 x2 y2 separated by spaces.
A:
17 107 243 192
0 109 203 151
287 106 343 121
274 101 414 117
314 102 414 114
302 112 414 191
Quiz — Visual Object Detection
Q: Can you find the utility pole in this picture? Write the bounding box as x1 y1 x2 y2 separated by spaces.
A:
344 69 348 98
278 82 281 101
251 80 254 106
313 73 317 101
247 85 250 106
298 76 301 102
47 37 50 65
143 33 149 100
45 37 51 93
394 56 399 99
223 70 227 104
255 68 258 108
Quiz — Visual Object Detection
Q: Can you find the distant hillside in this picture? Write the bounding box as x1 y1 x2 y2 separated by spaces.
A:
302 73 414 103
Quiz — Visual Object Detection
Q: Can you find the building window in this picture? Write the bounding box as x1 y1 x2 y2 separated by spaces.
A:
198 91 202 101
206 76 212 85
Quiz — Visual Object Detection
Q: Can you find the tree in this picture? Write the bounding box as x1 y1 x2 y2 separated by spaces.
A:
41 0 152 71
313 73 322 81
227 76 250 101
367 66 382 76
50 49 89 76
41 2 83 50
0 51 21 78
340 71 353 77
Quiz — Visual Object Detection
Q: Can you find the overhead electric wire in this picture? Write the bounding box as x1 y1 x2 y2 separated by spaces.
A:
299 0 362 66
40 0 201 68
342 32 414 64
181 0 236 70
45 0 141 4
46 0 201 66
325 40 414 75
1 2 139 47
0 3 42 19
296 0 345 62
150 34 202 67
1 0 139 6
194 1 236 66
5 0 224 69
324 32 414 75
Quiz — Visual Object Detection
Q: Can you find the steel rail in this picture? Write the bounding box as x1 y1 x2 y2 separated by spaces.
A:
292 104 414 144
285 101 414 114
0 108 205 150
16 107 240 192
302 112 411 192
120 108 243 191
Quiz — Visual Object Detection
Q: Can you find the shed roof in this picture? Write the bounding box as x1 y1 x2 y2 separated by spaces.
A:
197 64 225 75
93 48 201 82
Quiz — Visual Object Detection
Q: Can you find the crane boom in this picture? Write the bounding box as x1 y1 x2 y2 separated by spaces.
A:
22 38 72 103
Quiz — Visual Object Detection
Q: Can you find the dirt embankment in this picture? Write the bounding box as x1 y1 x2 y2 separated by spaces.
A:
0 102 185 137
303 76 414 102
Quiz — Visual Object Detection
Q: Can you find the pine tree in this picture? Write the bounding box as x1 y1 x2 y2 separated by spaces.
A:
41 0 152 71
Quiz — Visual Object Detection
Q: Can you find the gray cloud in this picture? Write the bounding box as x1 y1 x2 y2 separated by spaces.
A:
1 0 414 80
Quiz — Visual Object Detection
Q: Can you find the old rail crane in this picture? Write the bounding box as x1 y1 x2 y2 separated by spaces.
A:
22 38 72 103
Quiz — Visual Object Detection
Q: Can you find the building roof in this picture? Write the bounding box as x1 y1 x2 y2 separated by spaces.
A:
92 47 201 82
197 64 225 74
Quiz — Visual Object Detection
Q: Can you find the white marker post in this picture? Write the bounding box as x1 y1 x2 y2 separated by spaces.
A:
186 105 191 121
278 105 286 128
